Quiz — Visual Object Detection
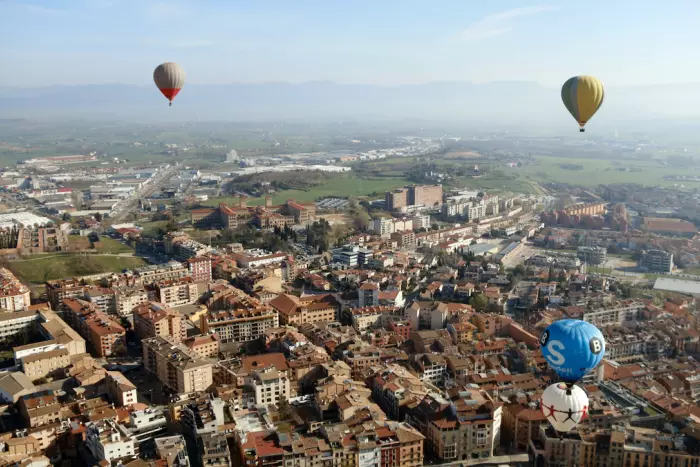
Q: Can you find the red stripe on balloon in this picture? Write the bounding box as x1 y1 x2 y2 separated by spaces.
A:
159 88 181 101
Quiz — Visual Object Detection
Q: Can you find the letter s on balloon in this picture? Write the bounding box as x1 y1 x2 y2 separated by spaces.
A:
546 340 566 366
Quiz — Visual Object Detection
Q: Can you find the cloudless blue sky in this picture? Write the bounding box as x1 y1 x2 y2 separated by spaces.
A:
2 0 699 87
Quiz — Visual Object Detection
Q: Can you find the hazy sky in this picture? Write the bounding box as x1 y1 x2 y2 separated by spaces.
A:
2 0 699 87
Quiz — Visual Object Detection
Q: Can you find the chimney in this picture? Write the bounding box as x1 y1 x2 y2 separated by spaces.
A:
265 195 272 208
239 196 247 208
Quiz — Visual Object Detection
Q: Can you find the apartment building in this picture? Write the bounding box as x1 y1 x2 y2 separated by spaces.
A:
0 310 38 346
154 277 199 307
19 391 62 428
331 244 374 267
133 302 185 343
640 249 674 273
0 268 31 311
188 256 212 282
386 185 443 212
115 287 149 316
183 334 220 359
154 436 190 467
358 282 380 308
386 187 409 211
37 309 86 356
406 388 501 462
247 367 291 407
87 312 126 358
232 250 287 268
142 336 214 394
342 347 382 378
240 420 423 467
411 184 443 207
46 278 85 309
373 217 414 237
390 231 416 250
200 300 279 344
577 246 607 265
61 299 125 358
20 348 70 381
269 293 339 326
583 301 645 327
135 261 188 284
85 419 136 464
197 432 231 467
105 370 138 407
84 286 116 313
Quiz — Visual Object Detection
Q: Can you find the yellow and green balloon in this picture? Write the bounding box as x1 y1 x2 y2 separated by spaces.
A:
561 75 604 132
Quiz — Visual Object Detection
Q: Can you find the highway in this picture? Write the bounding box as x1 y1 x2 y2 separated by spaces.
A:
108 162 183 222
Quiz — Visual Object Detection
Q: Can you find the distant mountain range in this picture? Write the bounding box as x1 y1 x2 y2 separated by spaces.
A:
1 81 700 125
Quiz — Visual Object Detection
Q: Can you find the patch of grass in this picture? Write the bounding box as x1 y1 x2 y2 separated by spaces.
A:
205 174 412 206
516 155 700 187
136 220 169 238
93 237 134 254
68 235 134 253
8 254 147 283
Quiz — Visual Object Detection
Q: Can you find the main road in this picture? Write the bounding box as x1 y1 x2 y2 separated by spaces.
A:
108 161 184 222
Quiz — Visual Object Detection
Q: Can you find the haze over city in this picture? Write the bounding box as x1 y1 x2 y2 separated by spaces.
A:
4 0 700 124
2 2 700 467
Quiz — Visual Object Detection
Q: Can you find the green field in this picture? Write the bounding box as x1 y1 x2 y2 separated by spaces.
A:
7 254 147 284
204 174 412 207
515 155 700 187
68 236 134 254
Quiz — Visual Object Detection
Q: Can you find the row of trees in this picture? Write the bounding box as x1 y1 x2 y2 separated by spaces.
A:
0 225 20 249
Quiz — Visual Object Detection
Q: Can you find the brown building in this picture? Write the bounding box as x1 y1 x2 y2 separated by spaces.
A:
21 348 70 382
390 231 416 250
502 402 546 451
406 387 501 462
86 312 126 358
200 294 279 344
19 391 62 428
269 293 339 326
191 197 315 230
133 302 186 343
386 188 409 211
46 278 85 309
60 298 125 358
142 336 214 394
183 334 220 359
410 184 443 207
643 217 698 237
154 277 199 307
564 202 606 217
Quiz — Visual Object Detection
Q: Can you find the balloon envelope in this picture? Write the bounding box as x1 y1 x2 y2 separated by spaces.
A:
540 319 605 382
153 62 185 104
561 75 604 130
541 382 589 432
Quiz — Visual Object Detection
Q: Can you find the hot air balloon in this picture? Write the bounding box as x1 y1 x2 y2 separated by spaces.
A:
561 75 604 132
540 319 605 382
153 62 185 106
540 382 588 432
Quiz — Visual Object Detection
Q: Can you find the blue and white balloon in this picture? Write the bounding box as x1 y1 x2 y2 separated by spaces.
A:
540 319 605 382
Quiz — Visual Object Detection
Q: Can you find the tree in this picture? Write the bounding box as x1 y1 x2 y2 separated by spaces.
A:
94 213 103 223
351 208 371 231
470 294 488 312
278 396 293 421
